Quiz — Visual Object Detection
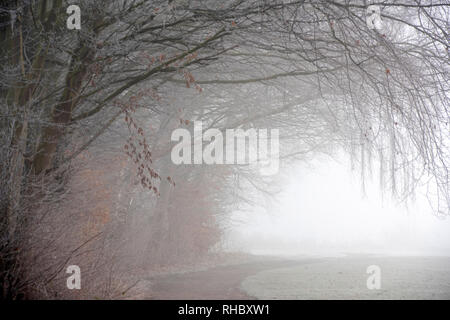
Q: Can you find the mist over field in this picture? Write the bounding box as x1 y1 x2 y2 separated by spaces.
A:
228 156 450 257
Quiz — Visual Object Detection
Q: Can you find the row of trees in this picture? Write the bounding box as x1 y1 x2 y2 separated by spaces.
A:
0 0 448 298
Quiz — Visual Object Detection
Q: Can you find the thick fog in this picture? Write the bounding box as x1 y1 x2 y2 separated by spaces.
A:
1 0 449 300
228 154 450 257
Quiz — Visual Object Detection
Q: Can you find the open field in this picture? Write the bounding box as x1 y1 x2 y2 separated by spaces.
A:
241 255 450 299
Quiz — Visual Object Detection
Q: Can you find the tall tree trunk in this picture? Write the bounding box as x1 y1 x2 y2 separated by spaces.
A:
148 157 175 266
145 115 180 266
33 44 95 175
6 118 28 239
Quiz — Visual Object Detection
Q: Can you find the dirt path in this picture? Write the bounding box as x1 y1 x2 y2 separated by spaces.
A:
144 255 450 300
146 258 321 299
